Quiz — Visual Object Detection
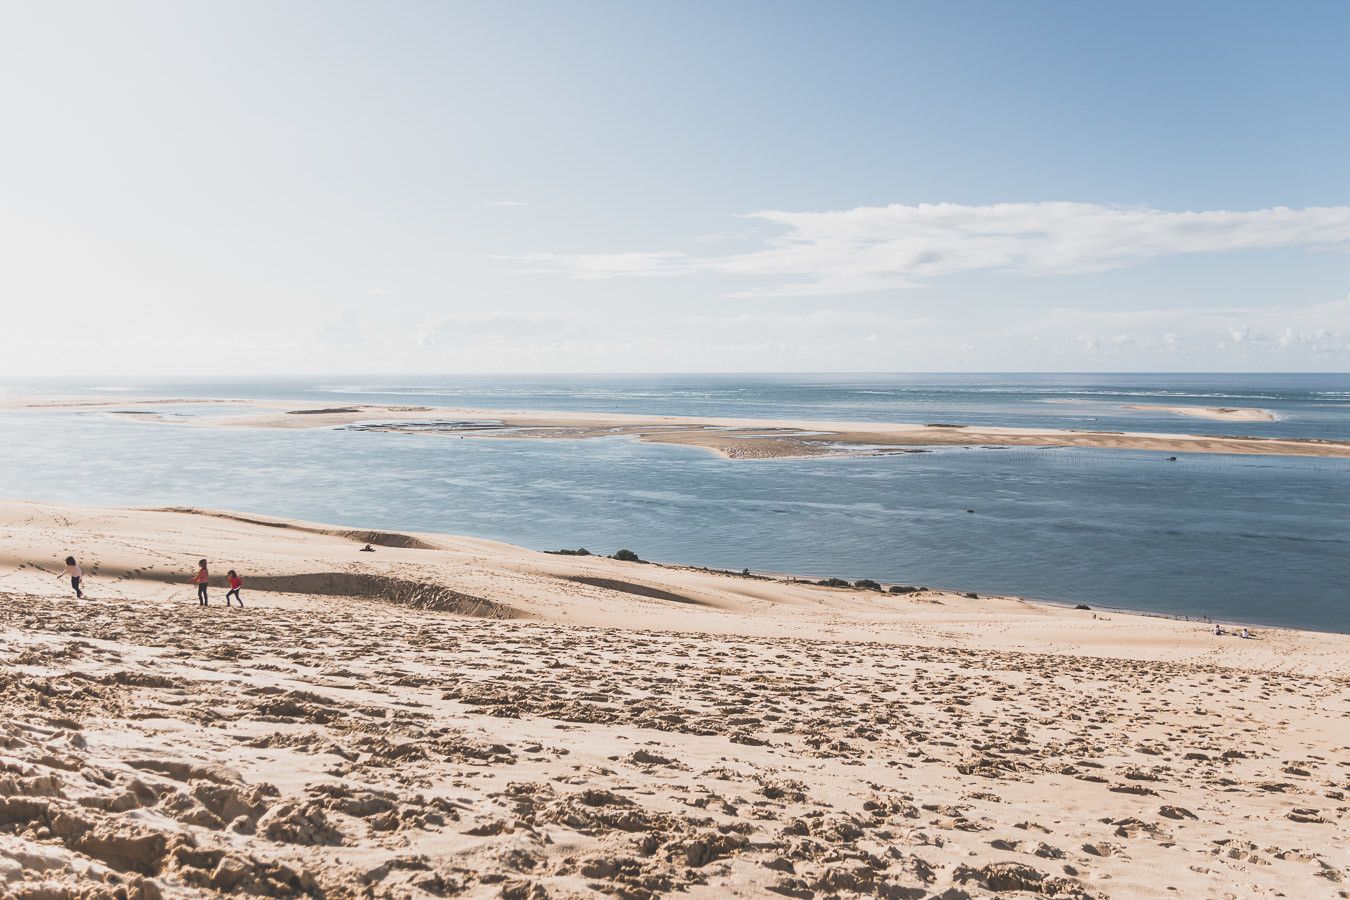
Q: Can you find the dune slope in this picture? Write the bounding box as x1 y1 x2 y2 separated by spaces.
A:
0 501 1346 899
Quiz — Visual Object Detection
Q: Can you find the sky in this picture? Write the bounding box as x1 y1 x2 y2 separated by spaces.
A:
1 0 1348 375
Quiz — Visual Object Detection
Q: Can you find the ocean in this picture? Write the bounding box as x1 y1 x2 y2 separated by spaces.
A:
1 374 1346 632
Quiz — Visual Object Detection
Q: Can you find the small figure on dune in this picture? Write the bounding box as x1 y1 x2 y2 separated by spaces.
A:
225 569 244 607
1240 628 1250 639
60 556 84 598
360 544 375 552
1213 624 1224 636
192 559 210 606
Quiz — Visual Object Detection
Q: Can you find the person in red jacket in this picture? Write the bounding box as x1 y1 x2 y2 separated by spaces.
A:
225 570 244 607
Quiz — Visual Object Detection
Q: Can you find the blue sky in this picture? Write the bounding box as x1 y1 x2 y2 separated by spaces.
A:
2 0 1348 374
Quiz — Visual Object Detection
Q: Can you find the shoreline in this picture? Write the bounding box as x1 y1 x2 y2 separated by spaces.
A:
2 498 1343 643
636 558 1332 638
7 394 1349 459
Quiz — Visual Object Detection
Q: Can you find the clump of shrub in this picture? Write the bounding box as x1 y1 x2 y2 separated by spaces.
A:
547 548 592 556
888 585 923 594
816 577 851 588
854 579 882 591
612 548 643 563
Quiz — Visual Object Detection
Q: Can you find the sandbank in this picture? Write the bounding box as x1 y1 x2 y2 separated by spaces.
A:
1125 403 1279 422
8 396 1348 460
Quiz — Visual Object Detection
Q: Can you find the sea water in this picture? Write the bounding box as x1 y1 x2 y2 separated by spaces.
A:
0 375 1346 632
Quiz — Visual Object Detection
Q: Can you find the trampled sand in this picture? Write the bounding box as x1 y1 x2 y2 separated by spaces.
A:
1 501 1346 898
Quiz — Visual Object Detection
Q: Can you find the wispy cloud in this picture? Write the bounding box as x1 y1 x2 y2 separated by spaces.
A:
508 251 690 279
415 310 591 348
1009 295 1350 359
511 202 1350 296
483 200 529 208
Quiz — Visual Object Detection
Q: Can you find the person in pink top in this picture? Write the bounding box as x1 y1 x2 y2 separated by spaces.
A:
191 559 209 606
60 556 84 598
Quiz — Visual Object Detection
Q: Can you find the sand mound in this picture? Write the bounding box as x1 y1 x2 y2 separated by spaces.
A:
240 572 519 619
565 576 708 606
153 507 440 550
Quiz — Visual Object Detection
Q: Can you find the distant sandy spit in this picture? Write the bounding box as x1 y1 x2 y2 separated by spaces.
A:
8 396 1349 459
0 500 1347 899
1126 403 1279 422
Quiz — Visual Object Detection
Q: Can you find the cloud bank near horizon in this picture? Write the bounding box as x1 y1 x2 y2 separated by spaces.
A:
514 202 1350 296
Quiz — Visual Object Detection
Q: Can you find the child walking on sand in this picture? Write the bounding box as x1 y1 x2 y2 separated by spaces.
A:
225 570 243 607
192 559 209 606
60 556 84 598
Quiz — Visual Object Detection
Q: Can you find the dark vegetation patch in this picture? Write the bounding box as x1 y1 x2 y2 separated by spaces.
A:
286 407 363 414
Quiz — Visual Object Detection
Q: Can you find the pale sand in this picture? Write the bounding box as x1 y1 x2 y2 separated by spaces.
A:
1125 404 1279 423
1 500 1346 899
9 397 1349 459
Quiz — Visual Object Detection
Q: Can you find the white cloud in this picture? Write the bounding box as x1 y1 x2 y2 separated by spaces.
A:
1014 295 1350 360
508 251 690 279
514 202 1350 296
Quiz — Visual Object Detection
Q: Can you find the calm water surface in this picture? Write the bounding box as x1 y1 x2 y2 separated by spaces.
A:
1 374 1346 633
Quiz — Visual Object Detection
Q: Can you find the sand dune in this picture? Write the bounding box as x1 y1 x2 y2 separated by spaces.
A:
1125 403 1279 422
0 500 1346 898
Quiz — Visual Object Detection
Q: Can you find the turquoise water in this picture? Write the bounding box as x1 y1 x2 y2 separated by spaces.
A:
1 375 1346 632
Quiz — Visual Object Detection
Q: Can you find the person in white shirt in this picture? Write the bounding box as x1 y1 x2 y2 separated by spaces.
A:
60 556 84 598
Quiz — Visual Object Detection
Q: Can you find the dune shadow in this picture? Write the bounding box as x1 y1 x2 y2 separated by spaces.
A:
152 507 440 549
564 576 707 606
80 564 517 619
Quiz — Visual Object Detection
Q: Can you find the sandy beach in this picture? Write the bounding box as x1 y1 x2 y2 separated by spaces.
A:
1 500 1345 898
9 397 1348 460
1124 404 1279 423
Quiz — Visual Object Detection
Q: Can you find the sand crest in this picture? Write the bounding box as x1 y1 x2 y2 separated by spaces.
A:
1125 404 1279 422
0 501 1346 898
